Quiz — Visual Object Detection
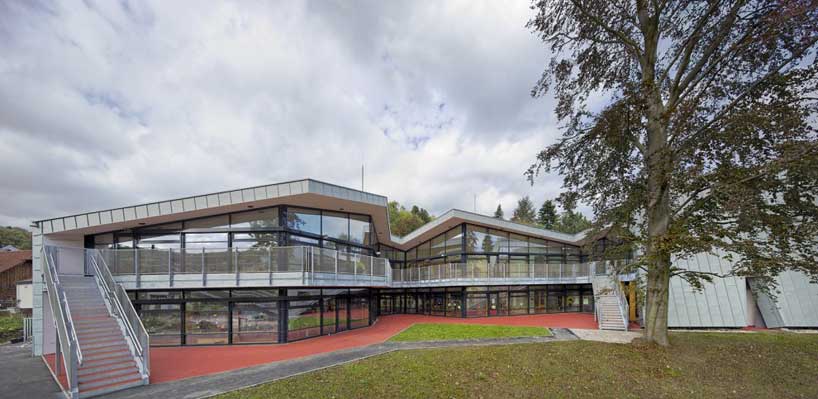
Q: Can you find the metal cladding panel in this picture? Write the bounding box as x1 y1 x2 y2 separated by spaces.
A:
771 271 818 327
668 252 748 328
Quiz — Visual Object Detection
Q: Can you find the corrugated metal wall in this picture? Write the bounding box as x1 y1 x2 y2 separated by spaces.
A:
755 271 818 328
668 252 748 328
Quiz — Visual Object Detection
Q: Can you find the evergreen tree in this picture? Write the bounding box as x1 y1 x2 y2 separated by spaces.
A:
493 204 504 219
555 210 591 234
537 200 558 229
511 196 537 225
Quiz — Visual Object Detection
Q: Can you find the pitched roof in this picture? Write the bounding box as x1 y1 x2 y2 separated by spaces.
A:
0 250 32 273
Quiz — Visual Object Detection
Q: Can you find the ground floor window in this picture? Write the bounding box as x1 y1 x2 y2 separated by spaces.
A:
377 284 593 318
132 287 373 346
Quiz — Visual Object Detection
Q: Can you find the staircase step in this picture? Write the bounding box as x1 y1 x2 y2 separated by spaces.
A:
78 376 144 398
79 372 142 391
81 354 134 368
80 360 136 375
79 366 140 384
82 340 128 352
79 329 123 339
83 348 132 362
79 335 126 345
83 338 126 349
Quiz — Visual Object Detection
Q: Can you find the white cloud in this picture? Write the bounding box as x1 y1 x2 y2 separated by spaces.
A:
0 0 581 229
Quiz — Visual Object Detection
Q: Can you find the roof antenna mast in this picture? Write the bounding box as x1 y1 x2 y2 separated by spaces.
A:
361 164 364 191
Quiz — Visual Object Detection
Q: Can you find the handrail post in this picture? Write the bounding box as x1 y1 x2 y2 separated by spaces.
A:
334 250 338 282
134 248 140 288
201 248 206 287
235 248 240 286
267 247 273 285
168 248 174 288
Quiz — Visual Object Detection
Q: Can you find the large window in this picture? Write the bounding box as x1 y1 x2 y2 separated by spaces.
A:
350 296 369 328
231 208 279 230
322 211 349 241
349 215 372 245
430 234 446 258
185 302 228 345
232 302 279 344
140 304 182 345
287 208 321 235
445 227 462 256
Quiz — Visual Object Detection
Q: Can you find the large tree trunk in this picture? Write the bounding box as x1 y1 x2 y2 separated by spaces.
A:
643 69 672 346
644 249 671 345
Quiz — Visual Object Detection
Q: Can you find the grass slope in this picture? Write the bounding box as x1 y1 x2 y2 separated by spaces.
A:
217 332 818 399
389 323 551 342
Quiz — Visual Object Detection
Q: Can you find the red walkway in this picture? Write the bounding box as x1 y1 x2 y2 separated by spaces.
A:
45 313 598 386
149 313 596 383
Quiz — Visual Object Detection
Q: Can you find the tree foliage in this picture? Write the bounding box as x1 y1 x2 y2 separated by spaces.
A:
555 209 592 234
511 196 538 225
494 204 505 219
388 201 434 237
537 200 559 229
527 0 818 345
0 226 31 250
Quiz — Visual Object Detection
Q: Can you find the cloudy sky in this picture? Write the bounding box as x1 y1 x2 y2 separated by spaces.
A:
0 0 573 228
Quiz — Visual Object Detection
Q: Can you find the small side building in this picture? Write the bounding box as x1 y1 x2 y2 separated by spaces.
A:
0 250 33 308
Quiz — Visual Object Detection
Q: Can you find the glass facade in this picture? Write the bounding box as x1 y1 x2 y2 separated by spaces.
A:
105 201 607 348
132 288 373 346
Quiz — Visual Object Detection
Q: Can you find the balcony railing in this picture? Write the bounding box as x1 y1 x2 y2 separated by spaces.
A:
101 246 391 289
390 262 607 286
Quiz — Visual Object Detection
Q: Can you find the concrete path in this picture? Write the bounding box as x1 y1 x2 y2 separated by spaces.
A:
569 328 643 344
99 328 578 399
0 343 63 399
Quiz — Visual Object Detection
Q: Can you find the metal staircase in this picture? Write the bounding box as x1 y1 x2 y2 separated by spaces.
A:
592 272 629 331
44 247 150 398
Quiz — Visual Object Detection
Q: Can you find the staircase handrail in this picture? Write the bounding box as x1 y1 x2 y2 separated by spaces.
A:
42 247 81 397
611 271 630 331
88 250 150 378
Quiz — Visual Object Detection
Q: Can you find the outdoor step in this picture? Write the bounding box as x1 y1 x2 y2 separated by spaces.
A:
79 366 140 384
81 354 134 368
78 329 122 338
78 376 144 399
75 321 119 329
83 348 132 362
79 335 125 345
80 337 126 350
79 360 136 376
79 372 142 391
75 318 115 325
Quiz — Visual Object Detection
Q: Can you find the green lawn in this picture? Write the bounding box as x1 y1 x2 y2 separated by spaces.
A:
0 313 23 342
389 323 551 342
217 332 818 399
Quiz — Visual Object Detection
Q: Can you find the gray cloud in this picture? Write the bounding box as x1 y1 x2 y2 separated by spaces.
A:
0 0 581 229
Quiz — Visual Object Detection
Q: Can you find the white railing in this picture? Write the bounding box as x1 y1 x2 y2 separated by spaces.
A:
391 262 599 285
42 246 81 398
87 250 150 380
98 246 390 288
23 317 33 341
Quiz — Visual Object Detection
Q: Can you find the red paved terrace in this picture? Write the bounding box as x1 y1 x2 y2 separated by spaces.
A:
45 313 598 387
